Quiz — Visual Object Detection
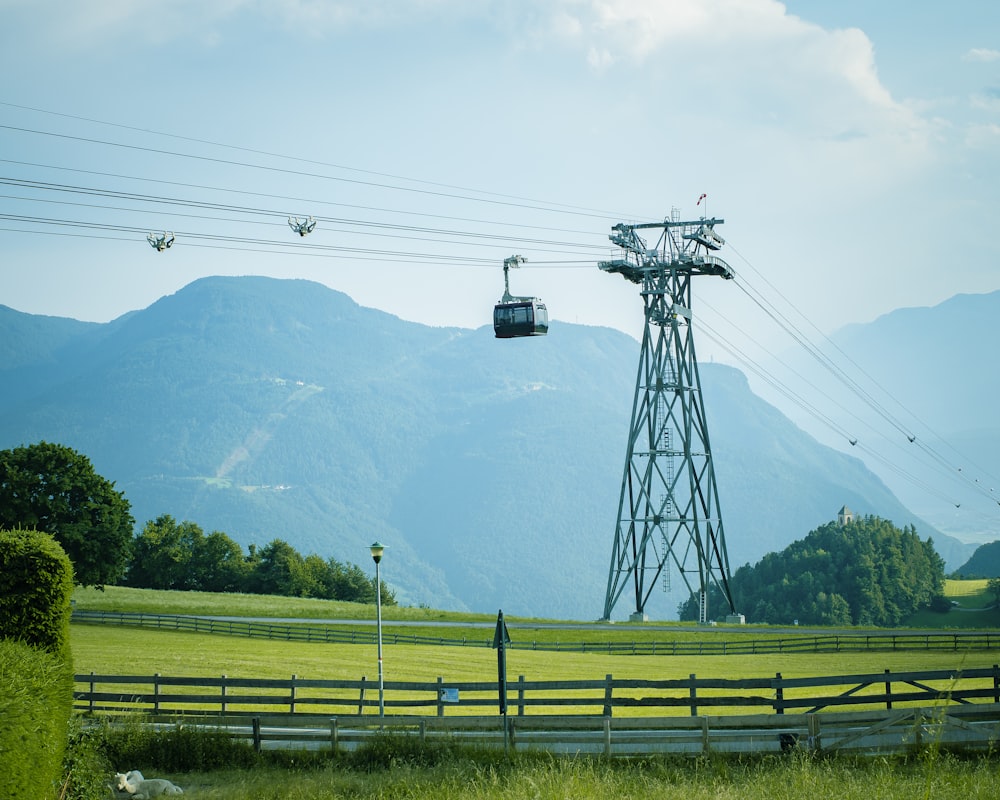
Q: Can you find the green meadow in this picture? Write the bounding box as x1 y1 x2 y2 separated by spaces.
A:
69 583 1000 799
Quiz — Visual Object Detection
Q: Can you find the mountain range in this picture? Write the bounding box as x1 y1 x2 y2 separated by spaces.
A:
0 276 980 619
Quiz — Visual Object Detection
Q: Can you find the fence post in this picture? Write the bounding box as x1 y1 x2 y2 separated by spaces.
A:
774 672 784 715
358 676 367 715
221 674 227 714
89 672 95 714
689 674 698 717
885 669 893 710
603 674 614 717
700 716 710 753
252 717 261 752
290 674 297 714
993 664 999 704
807 714 822 753
603 716 612 757
517 675 526 716
436 676 444 717
330 718 339 754
153 673 161 714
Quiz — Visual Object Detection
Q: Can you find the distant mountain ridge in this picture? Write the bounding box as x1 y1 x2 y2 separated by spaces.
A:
770 290 1000 544
0 276 970 619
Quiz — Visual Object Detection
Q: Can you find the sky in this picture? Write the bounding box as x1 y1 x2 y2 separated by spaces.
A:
2 0 999 535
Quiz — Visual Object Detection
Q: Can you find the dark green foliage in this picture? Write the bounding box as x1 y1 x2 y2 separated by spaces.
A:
127 515 249 592
988 578 1000 609
345 729 485 772
0 639 74 800
680 516 945 627
954 540 1000 578
0 527 75 655
125 517 393 604
60 718 114 800
98 719 260 772
0 442 134 587
927 594 952 613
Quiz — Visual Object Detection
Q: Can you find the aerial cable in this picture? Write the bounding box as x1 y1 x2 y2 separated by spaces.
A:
730 240 1000 492
0 213 606 268
1 202 604 261
697 321 859 445
731 274 916 442
2 187 609 257
699 311 969 509
0 100 644 220
724 241 1000 510
0 123 628 221
0 159 612 240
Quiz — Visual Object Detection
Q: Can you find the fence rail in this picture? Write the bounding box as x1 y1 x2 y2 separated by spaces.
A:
82 706 1000 758
70 610 1000 656
75 666 1000 720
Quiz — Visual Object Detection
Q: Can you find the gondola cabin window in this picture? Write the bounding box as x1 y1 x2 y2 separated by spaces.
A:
494 300 548 338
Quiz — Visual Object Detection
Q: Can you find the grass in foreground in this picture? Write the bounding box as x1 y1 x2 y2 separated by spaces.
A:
119 754 1000 800
73 720 1000 800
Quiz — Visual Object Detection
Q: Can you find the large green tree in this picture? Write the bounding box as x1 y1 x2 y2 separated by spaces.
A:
0 442 134 587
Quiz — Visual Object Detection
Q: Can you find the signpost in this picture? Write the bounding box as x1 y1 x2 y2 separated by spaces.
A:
492 609 512 750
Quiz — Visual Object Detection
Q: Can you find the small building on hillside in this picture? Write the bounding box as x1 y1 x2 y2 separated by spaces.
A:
837 505 855 526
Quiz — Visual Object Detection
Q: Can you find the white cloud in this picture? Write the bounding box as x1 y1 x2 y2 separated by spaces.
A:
965 122 1000 148
971 91 1000 114
963 48 1000 63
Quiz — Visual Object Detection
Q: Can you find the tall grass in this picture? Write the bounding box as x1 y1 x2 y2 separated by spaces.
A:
140 753 1000 800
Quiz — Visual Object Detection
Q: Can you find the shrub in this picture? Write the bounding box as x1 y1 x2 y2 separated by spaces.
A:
345 729 494 772
98 718 261 772
60 718 114 800
0 639 74 800
0 527 75 656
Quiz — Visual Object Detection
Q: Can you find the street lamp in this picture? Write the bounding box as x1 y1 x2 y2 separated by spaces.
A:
369 541 385 717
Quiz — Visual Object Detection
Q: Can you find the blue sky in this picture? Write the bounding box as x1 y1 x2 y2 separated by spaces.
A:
3 0 997 343
2 1 999 535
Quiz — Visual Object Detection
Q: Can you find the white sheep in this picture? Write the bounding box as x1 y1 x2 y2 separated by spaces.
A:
114 771 183 798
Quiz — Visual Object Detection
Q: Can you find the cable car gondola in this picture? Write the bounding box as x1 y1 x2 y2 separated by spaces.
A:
493 255 548 339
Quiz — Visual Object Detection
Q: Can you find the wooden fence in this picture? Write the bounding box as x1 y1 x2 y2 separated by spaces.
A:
71 610 1000 656
74 668 1000 756
75 666 1000 719
140 705 998 756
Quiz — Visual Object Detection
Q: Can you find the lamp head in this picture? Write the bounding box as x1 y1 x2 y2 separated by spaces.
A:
369 541 385 564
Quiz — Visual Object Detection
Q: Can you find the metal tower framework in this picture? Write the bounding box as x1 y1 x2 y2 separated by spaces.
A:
600 213 737 623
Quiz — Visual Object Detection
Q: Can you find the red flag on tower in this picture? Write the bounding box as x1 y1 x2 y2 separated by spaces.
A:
697 193 707 206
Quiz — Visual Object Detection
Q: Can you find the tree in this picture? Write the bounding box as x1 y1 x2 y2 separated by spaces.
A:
988 577 1000 609
127 515 203 590
0 442 134 587
248 539 310 596
191 530 249 593
679 515 945 627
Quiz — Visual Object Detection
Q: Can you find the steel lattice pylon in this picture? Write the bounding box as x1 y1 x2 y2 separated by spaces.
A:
600 212 737 623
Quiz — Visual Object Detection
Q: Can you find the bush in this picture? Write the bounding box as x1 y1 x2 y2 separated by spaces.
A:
60 718 114 800
927 594 952 613
0 640 75 800
344 729 500 772
99 718 261 772
0 527 75 656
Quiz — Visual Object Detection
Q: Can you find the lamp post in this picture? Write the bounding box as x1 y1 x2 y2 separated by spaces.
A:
369 541 385 717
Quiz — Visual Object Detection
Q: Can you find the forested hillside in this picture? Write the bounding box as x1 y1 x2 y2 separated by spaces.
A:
0 277 966 620
955 541 1000 578
680 516 945 626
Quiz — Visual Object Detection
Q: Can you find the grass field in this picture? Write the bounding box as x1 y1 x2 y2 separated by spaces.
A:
70 582 1000 720
168 755 1000 800
69 584 1000 798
